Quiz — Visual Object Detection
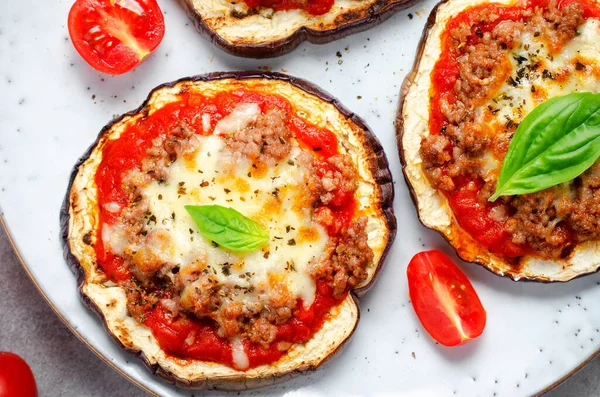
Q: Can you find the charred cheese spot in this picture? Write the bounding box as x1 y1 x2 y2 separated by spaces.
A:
297 226 321 243
183 148 199 168
233 176 251 193
82 232 93 246
292 184 313 212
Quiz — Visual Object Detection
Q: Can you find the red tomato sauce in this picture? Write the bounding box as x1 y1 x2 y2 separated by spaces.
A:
93 89 353 369
245 281 345 367
445 179 527 257
143 306 234 363
140 283 344 368
430 0 600 257
242 0 334 15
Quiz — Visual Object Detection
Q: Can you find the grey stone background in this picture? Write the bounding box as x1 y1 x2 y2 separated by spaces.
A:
0 226 597 397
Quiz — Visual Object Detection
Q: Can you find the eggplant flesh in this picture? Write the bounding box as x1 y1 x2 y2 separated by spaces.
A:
180 0 421 58
61 71 396 389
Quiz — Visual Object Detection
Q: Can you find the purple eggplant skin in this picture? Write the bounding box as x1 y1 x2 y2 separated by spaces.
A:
179 0 422 58
60 71 396 390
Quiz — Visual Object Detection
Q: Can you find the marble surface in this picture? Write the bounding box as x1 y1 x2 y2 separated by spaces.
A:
4 0 600 395
3 226 599 397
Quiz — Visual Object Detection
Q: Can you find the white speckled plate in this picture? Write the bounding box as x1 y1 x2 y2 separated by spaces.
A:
1 0 600 396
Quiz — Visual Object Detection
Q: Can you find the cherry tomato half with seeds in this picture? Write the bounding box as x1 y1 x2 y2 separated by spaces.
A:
68 0 165 75
0 352 37 397
407 250 486 346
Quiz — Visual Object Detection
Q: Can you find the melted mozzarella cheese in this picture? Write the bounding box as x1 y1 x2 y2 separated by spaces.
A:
479 151 499 181
201 114 211 133
213 102 261 135
231 337 249 370
483 19 600 177
137 134 327 307
495 19 600 121
102 223 127 256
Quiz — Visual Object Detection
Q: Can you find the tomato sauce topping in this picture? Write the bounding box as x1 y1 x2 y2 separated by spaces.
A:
93 89 354 369
241 0 335 15
429 0 600 257
138 280 345 368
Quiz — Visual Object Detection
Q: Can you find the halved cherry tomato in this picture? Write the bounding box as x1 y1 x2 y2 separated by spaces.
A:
68 0 165 75
407 250 486 346
0 352 37 397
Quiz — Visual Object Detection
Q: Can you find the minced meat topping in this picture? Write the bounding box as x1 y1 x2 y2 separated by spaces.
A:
101 104 373 347
421 1 600 258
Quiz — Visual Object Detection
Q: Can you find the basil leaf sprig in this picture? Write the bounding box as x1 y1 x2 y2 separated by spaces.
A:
185 205 269 251
489 92 600 201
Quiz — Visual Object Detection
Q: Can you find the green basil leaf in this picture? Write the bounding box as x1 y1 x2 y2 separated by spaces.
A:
184 205 269 251
489 92 600 201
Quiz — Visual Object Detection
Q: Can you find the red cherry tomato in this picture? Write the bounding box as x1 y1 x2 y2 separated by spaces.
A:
68 0 165 75
407 250 486 346
0 352 37 397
